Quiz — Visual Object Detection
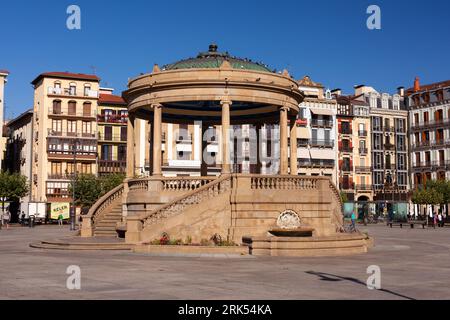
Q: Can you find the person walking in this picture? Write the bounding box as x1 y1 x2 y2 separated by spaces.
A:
2 208 11 230
438 211 443 228
350 211 356 232
58 213 64 227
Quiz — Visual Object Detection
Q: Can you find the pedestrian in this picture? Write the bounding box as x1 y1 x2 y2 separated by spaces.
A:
433 213 438 228
350 211 356 232
20 211 26 226
58 213 64 227
2 208 11 230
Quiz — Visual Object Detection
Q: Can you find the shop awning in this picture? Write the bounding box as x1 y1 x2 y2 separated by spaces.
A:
310 108 334 116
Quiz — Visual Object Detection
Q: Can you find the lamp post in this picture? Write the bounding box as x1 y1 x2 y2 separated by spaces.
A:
70 139 80 231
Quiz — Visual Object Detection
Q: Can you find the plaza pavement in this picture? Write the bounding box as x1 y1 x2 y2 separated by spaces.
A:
0 224 449 300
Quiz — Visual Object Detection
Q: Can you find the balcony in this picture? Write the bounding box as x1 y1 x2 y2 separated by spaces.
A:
98 133 127 143
176 134 193 144
339 183 355 191
355 166 371 173
384 143 395 151
340 128 352 135
49 107 96 119
98 160 127 174
48 174 74 180
47 87 98 98
413 161 450 171
47 129 97 139
310 139 334 148
410 119 450 132
340 165 353 172
311 119 333 128
298 159 334 168
355 184 372 191
339 146 353 153
359 148 368 155
395 127 406 134
358 130 367 137
411 139 450 150
97 114 128 124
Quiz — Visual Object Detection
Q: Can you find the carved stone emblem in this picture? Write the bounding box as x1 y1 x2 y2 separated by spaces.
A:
276 210 301 229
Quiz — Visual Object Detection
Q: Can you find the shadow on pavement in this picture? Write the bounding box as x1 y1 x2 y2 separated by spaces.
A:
305 271 415 300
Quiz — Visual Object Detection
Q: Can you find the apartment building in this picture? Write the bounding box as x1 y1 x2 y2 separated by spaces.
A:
0 70 9 168
297 76 338 185
354 85 409 202
334 91 373 202
30 72 100 203
97 88 128 176
406 77 450 188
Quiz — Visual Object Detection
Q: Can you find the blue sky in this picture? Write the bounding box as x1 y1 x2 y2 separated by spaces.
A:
1 0 449 119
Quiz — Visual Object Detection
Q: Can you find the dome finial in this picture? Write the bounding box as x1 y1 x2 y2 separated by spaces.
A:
209 43 218 53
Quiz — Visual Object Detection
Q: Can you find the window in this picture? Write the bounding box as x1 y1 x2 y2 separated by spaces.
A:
414 113 419 125
118 145 127 161
104 126 112 140
52 120 62 133
385 155 391 169
120 127 127 142
67 120 77 135
67 163 75 174
101 145 112 160
80 163 92 174
374 134 382 150
82 121 92 135
69 83 76 96
359 140 366 149
84 85 91 96
373 117 382 131
83 102 91 116
53 100 62 114
51 162 62 176
68 101 77 115
424 111 429 123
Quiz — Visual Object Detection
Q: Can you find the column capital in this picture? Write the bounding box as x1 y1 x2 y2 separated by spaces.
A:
151 103 163 109
220 99 232 106
280 105 290 112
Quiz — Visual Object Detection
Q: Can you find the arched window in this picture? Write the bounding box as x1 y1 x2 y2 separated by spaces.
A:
69 82 77 96
68 101 77 115
84 84 91 96
83 102 92 117
52 100 62 114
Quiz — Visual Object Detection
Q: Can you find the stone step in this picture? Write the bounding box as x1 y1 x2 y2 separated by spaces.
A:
30 241 132 251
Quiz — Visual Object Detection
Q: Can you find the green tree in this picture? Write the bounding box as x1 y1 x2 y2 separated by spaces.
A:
100 173 125 195
412 187 443 205
425 180 450 205
0 171 29 205
69 174 102 209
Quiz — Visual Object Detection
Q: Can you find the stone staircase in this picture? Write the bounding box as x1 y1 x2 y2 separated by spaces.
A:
93 199 122 237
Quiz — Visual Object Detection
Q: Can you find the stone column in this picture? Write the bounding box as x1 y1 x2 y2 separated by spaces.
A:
289 115 298 175
256 124 262 174
221 99 232 174
152 103 163 176
201 124 208 176
279 106 289 175
126 113 135 178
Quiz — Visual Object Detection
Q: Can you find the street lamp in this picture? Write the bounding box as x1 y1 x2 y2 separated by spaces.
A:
70 139 80 231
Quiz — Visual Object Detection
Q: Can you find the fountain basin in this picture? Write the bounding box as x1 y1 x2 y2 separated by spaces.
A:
269 227 314 237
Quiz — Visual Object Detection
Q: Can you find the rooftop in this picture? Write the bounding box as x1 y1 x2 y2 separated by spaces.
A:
31 72 100 85
0 69 9 75
406 79 450 95
162 44 273 73
99 93 126 105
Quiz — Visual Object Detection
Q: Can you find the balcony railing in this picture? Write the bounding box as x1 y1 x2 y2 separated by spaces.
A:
311 119 333 128
339 183 355 191
176 134 193 143
47 129 97 139
48 174 74 180
384 143 395 151
339 146 353 153
355 166 371 173
359 148 368 155
49 108 96 118
298 159 335 168
47 87 99 98
98 160 127 173
340 128 352 135
410 119 450 131
98 133 127 142
310 140 334 148
340 166 353 172
97 114 128 124
413 161 450 171
355 184 372 191
358 130 367 137
411 139 450 150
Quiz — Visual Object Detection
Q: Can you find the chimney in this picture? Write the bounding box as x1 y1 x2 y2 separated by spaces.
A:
397 86 405 97
414 77 420 92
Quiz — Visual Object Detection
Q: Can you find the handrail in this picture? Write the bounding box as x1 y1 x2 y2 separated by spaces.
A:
84 183 124 228
138 175 232 227
328 180 344 231
127 176 217 191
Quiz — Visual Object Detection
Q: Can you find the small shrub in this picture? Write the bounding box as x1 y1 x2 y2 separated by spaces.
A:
200 238 212 246
185 236 192 245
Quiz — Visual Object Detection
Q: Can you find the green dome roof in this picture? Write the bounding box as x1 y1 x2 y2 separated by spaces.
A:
162 44 273 73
